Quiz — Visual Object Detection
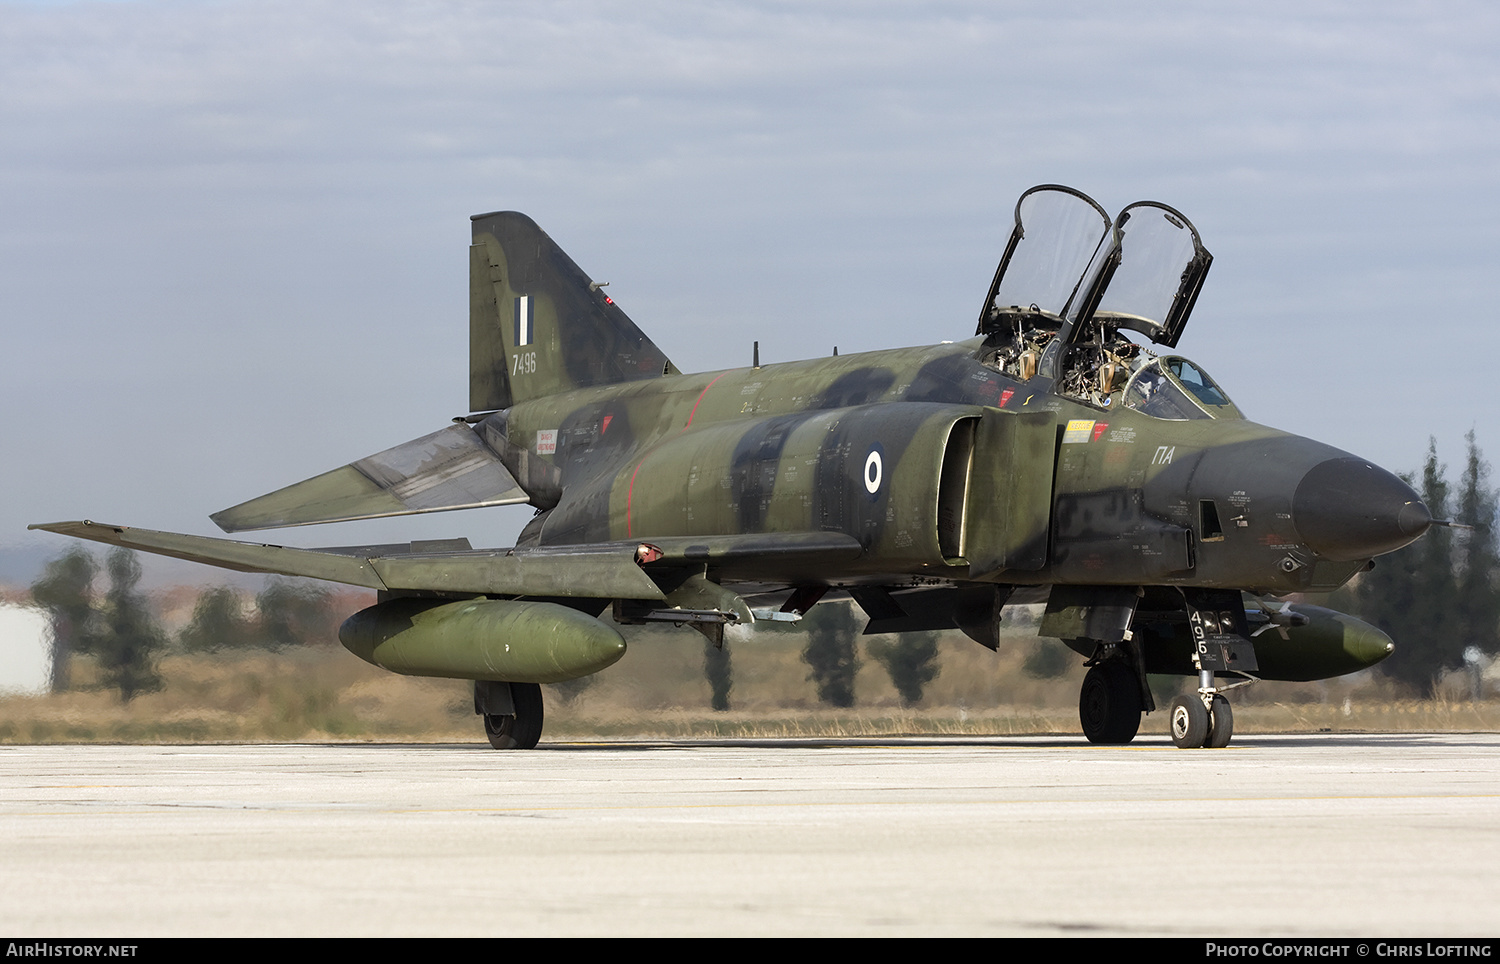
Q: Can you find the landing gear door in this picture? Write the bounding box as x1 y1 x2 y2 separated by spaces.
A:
977 185 1114 337
965 409 1056 577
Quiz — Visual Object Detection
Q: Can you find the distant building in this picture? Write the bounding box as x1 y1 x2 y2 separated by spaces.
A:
0 603 52 695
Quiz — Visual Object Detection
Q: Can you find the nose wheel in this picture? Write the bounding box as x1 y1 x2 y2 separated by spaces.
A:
1169 691 1233 749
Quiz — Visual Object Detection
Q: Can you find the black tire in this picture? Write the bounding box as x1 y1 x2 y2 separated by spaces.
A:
1079 661 1143 744
1206 694 1234 749
483 682 544 750
1170 694 1210 749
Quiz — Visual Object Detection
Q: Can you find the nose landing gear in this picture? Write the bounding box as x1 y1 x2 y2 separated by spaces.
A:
1170 673 1245 748
1172 589 1259 749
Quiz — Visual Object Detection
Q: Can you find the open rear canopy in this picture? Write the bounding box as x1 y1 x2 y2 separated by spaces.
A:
1092 201 1211 349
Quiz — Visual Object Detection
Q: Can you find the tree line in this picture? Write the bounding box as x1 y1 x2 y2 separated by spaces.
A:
30 546 338 702
701 601 946 711
1351 431 1500 696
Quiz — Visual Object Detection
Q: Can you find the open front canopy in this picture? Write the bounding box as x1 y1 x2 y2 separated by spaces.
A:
978 185 1112 329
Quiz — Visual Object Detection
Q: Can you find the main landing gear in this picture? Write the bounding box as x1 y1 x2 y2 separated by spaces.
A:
475 680 544 750
1079 660 1142 744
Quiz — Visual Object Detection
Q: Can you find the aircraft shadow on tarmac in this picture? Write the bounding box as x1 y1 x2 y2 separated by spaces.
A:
308 733 1485 753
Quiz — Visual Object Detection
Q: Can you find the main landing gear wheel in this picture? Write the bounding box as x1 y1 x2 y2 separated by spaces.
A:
1169 694 1210 749
1079 661 1143 744
484 682 544 750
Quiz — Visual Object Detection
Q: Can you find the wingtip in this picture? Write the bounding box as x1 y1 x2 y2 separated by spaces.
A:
207 509 240 534
29 520 78 533
29 520 125 536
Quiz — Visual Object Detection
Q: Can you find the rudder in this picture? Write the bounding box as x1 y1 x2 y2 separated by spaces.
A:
469 212 678 411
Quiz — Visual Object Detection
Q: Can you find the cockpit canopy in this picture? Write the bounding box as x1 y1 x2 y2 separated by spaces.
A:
984 185 1112 324
1121 356 1241 420
978 184 1212 349
976 185 1229 416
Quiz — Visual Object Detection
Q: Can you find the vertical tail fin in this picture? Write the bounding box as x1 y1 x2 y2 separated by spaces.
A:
469 212 678 411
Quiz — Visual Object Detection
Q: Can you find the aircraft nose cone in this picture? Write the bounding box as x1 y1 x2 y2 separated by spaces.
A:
1292 457 1431 561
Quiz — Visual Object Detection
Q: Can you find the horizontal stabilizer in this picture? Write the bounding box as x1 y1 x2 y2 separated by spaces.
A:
211 424 530 532
29 521 667 601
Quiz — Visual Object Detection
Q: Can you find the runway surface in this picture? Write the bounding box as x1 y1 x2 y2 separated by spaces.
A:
3 734 1498 937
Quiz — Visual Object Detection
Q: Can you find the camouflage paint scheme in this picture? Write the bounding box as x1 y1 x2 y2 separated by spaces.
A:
34 186 1433 748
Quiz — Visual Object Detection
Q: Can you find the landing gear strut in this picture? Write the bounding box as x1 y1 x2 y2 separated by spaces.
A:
476 680 544 750
1174 589 1259 749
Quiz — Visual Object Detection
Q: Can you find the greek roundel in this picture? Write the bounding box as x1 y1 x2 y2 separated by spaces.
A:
862 444 884 497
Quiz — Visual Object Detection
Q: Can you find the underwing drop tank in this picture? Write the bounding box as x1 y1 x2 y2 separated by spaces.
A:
339 597 626 683
1141 602 1394 682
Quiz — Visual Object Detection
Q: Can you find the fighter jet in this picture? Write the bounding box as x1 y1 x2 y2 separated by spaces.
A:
34 184 1433 749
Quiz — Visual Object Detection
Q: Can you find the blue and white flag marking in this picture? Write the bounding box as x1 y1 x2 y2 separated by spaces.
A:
514 295 533 347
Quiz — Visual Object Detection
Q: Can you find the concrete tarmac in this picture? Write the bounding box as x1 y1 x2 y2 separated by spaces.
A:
3 734 1498 937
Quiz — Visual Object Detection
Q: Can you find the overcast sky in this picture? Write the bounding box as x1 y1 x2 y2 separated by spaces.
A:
3 0 1498 577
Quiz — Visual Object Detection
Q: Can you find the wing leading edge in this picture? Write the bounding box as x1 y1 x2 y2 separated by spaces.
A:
28 521 865 601
29 521 662 600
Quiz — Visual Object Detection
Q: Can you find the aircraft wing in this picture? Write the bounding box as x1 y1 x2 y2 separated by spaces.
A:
210 423 530 532
28 522 865 600
27 521 667 600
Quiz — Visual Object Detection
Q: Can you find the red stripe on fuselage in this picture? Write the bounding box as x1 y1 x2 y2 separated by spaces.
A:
684 372 729 429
